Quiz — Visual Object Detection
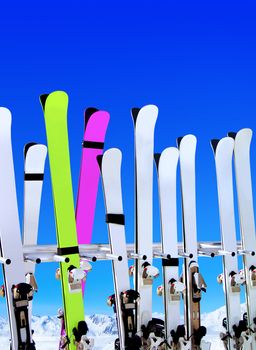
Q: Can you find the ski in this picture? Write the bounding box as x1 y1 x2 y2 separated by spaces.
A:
0 108 36 349
155 147 186 349
131 105 160 341
178 135 210 349
58 107 109 346
23 143 47 321
211 137 244 349
76 107 109 281
40 91 91 350
229 129 256 349
98 148 141 350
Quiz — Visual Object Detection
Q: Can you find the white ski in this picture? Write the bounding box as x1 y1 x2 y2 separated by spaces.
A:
0 108 35 349
211 137 244 349
131 105 159 334
155 147 186 348
98 148 141 350
23 143 47 321
178 135 210 350
229 129 256 349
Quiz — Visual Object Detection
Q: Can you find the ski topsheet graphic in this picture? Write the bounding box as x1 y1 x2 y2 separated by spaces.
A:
76 107 109 290
178 135 210 349
131 105 159 334
155 147 186 348
40 91 89 350
229 129 256 349
23 143 47 321
0 108 35 349
99 148 141 350
211 137 244 349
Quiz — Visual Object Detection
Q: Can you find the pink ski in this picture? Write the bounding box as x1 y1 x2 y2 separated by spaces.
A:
76 108 110 250
59 108 109 349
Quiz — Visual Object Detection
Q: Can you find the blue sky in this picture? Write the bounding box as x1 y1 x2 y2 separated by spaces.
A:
1 1 256 318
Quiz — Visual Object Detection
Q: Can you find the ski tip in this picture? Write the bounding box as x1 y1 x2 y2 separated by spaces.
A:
39 94 49 110
154 153 161 169
176 136 183 148
227 132 237 140
131 108 141 123
210 139 220 153
24 142 37 158
84 107 99 128
96 155 103 169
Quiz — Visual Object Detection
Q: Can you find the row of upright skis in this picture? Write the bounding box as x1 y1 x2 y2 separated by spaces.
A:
0 91 255 350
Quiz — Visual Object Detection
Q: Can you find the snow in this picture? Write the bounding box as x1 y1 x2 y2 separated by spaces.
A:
0 304 248 349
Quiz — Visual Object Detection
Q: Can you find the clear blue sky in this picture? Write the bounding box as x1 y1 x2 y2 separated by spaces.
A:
0 1 256 317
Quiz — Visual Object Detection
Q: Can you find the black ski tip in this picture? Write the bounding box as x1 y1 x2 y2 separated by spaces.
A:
228 132 237 139
92 256 97 262
36 258 41 264
64 257 70 263
176 136 183 148
24 143 37 158
84 107 99 129
131 108 141 123
211 139 220 153
142 254 147 260
6 259 11 265
39 94 49 110
118 256 123 262
97 155 103 169
154 153 161 169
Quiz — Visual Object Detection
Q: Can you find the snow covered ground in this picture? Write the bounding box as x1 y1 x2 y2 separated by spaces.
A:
0 304 247 349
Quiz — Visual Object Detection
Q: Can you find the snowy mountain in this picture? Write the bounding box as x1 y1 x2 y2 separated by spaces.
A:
0 304 248 349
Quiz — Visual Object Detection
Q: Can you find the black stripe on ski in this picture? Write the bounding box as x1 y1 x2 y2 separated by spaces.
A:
82 140 104 149
162 258 179 267
106 214 125 226
57 246 79 256
24 173 44 181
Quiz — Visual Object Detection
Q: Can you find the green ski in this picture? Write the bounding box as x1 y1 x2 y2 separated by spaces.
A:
40 91 89 350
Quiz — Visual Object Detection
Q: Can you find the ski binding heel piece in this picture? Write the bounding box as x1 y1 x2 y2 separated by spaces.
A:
142 262 159 285
73 321 94 350
80 260 92 272
229 271 244 292
129 265 134 276
12 283 34 347
170 325 191 349
68 265 86 293
25 273 38 292
169 279 185 301
249 265 256 287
